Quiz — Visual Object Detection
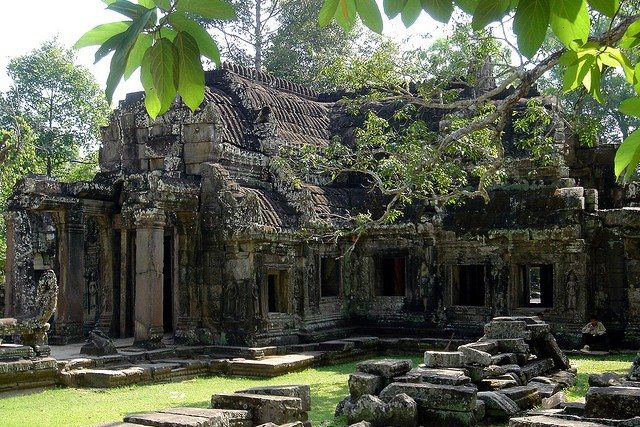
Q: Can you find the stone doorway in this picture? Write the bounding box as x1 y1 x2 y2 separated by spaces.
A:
123 231 136 338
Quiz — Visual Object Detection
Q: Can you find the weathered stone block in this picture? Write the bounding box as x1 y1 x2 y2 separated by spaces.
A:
541 392 566 409
585 386 640 419
478 391 520 419
345 394 387 427
484 365 507 378
236 385 311 412
508 415 609 426
211 393 304 425
529 381 562 398
478 377 518 391
492 353 518 365
522 358 555 381
387 393 418 427
378 382 477 412
157 407 252 427
484 320 531 340
461 340 499 354
418 408 477 427
459 345 492 367
183 123 216 143
356 359 412 379
349 373 384 400
497 338 530 354
407 367 471 386
497 385 541 410
423 351 463 368
588 372 622 387
184 142 213 164
534 333 570 370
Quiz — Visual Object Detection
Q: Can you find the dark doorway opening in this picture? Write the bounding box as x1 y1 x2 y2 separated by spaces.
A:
163 234 174 333
265 269 289 313
125 231 136 337
320 257 340 297
453 265 486 306
378 256 406 296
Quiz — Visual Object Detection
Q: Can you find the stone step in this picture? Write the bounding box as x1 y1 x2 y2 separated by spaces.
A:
226 354 316 377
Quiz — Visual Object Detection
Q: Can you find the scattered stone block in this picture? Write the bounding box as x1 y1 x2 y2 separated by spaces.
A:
585 386 640 419
465 365 486 382
588 372 622 387
345 394 387 427
236 385 311 412
348 422 371 427
492 353 518 365
158 407 252 427
319 340 355 352
478 377 518 391
356 359 412 379
211 393 305 425
550 370 577 388
423 351 463 368
628 352 640 381
477 391 520 419
534 333 570 370
497 338 530 354
484 320 531 340
378 382 477 412
407 367 471 386
484 365 507 378
459 345 492 367
541 392 566 409
461 340 498 354
124 412 213 427
418 408 477 426
497 385 541 410
349 373 383 400
529 381 561 398
508 415 609 426
559 401 585 416
387 393 418 427
522 358 555 382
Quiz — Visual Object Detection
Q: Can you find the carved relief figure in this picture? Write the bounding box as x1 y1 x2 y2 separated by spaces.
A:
566 270 578 310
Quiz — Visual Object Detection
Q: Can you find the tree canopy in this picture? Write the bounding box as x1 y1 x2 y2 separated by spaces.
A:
77 0 640 192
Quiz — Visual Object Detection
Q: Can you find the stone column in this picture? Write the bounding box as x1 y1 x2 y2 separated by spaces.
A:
133 209 165 348
4 211 35 318
95 215 115 335
51 207 85 343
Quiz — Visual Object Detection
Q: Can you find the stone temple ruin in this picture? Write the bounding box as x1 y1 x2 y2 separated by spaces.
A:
3 63 640 353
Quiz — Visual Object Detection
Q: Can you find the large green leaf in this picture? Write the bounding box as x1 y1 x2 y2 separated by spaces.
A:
562 54 594 92
173 32 205 111
94 32 127 64
402 0 423 27
176 0 236 20
421 0 454 23
138 0 155 8
471 0 510 31
141 48 161 118
124 33 153 79
335 0 358 30
621 18 640 49
74 21 131 49
454 0 478 13
620 97 640 119
105 9 155 102
169 13 221 65
319 0 340 26
587 0 619 17
513 0 550 58
107 0 150 20
583 63 603 103
356 0 384 33
384 0 407 18
153 0 171 11
149 38 178 116
550 0 590 47
615 128 640 179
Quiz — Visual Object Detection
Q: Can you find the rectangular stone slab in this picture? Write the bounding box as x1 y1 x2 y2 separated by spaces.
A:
158 408 252 427
497 385 542 410
423 351 463 368
508 415 609 426
235 385 311 412
585 386 640 419
522 359 555 381
210 392 304 425
124 412 212 426
355 359 412 379
378 382 477 412
408 367 471 385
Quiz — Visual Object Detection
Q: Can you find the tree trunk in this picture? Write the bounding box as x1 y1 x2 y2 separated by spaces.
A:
254 0 262 70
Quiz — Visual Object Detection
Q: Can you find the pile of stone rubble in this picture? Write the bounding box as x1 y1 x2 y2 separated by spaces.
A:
100 384 311 427
337 316 576 426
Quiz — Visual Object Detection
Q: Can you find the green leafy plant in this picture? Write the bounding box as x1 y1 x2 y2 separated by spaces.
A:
75 0 236 118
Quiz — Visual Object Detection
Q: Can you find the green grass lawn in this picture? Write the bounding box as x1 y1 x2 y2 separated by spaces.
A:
0 353 633 427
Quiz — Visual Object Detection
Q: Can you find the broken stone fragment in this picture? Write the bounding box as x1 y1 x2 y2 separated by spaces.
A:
423 351 463 368
356 359 412 380
210 392 305 425
588 372 622 387
477 390 520 419
344 394 388 427
533 332 570 370
405 366 471 386
585 386 640 419
541 391 566 409
378 382 478 412
235 385 311 412
349 372 384 400
496 385 541 410
484 319 532 340
458 345 492 367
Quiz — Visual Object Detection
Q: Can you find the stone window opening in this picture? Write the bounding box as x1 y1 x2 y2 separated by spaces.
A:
521 264 553 308
320 257 341 298
452 265 486 306
376 256 406 297
265 269 290 314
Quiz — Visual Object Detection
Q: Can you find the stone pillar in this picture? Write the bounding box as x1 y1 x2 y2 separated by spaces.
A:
4 211 35 318
133 209 165 348
51 207 85 343
95 215 116 335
